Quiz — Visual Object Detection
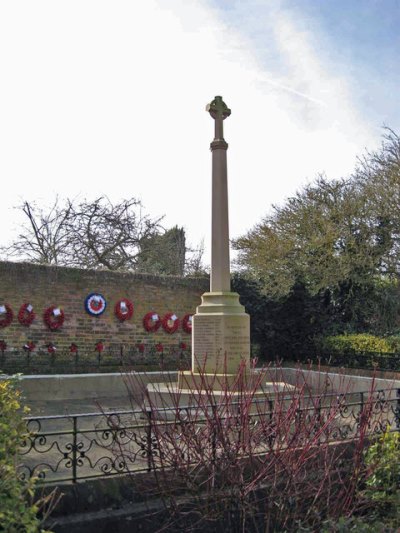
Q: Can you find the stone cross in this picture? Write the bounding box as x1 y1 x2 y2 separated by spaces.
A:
206 95 231 145
207 96 231 293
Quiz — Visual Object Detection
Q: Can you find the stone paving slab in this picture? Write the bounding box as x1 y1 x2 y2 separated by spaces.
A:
25 395 140 417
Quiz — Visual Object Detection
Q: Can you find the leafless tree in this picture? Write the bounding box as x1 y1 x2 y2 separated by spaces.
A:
1 197 208 275
65 197 163 270
1 199 74 265
1 197 163 270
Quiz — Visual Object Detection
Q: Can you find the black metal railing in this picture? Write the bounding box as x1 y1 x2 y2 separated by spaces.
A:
0 344 191 375
305 352 400 372
18 387 400 485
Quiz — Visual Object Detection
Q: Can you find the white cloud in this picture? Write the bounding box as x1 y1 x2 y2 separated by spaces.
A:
0 0 377 266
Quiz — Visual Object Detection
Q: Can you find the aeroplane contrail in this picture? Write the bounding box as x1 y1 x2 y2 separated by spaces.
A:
259 75 328 107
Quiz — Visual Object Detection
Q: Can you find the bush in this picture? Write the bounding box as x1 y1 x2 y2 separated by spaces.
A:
0 376 52 532
320 334 394 355
321 430 400 532
364 429 400 505
124 363 387 532
385 334 400 353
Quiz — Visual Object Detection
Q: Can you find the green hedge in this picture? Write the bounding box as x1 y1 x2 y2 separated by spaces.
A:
0 376 52 532
385 335 400 353
320 334 395 355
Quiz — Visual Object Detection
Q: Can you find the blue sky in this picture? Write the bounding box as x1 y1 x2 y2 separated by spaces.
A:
0 1 399 267
213 0 400 132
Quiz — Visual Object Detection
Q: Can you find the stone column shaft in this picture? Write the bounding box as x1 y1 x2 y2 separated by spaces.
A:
211 142 230 292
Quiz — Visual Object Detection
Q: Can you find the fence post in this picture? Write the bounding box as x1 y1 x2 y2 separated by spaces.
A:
268 398 274 448
72 416 78 483
396 389 400 431
316 397 322 445
358 391 365 433
211 404 217 467
146 409 153 472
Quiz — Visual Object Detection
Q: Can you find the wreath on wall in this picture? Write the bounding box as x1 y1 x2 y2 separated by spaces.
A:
43 306 65 331
115 298 134 322
162 312 180 334
84 293 107 316
182 314 193 334
18 303 35 327
143 312 161 332
0 304 13 329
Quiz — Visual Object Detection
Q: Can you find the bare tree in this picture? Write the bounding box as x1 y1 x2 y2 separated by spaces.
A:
65 197 163 270
1 199 74 265
1 196 210 275
1 197 163 270
185 238 209 276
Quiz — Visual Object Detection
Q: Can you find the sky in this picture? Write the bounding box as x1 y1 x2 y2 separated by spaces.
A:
0 0 399 268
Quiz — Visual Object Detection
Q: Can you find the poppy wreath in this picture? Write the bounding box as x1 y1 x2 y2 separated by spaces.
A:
43 306 65 331
115 298 134 322
0 304 13 329
162 312 180 334
18 303 35 327
143 312 161 332
182 314 193 334
84 293 107 316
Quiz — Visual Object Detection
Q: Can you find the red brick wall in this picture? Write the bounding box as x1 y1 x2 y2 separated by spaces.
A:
0 261 208 354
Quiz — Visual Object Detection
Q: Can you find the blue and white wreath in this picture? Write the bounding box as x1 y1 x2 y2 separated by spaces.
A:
84 293 107 316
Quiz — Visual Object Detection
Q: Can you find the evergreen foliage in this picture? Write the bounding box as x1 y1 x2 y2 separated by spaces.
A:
0 377 52 532
319 333 395 355
233 129 400 354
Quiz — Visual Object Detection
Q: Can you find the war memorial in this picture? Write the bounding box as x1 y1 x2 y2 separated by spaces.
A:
1 97 400 532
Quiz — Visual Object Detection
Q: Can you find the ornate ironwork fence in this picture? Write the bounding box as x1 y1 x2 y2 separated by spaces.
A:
18 388 400 485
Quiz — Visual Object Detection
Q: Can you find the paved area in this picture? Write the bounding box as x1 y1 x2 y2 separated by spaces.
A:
25 395 140 417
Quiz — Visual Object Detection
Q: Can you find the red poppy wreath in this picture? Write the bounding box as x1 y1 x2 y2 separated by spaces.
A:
43 306 65 331
115 298 134 322
0 304 13 328
18 303 35 327
182 314 193 334
162 312 180 334
143 312 161 332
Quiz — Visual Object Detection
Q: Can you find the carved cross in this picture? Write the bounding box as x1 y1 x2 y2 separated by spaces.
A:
206 96 231 142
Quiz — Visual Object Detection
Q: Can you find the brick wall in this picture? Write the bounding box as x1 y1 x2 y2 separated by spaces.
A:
0 261 208 354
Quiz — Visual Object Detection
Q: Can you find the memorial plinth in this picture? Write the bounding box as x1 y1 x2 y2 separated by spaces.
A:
177 291 250 390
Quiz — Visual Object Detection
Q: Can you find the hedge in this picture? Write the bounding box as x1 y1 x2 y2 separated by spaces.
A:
320 334 395 355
